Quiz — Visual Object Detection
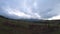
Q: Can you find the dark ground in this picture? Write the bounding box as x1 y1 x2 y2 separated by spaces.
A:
0 16 60 34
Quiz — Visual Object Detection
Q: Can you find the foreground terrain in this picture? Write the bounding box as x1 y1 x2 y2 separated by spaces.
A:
0 16 60 34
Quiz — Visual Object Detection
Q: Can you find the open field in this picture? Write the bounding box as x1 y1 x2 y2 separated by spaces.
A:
0 17 60 34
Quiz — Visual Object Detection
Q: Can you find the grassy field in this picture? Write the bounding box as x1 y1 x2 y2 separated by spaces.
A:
0 17 60 34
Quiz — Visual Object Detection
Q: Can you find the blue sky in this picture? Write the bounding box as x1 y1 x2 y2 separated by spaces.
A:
0 0 60 20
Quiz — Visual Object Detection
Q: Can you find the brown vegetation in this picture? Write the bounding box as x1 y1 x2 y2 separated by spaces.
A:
0 16 60 34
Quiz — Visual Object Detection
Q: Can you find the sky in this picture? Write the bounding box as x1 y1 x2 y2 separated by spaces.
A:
0 0 60 20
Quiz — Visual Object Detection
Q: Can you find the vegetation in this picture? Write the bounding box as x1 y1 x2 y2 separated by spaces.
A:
0 16 60 34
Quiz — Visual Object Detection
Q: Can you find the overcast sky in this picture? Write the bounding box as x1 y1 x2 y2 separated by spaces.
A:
0 0 60 20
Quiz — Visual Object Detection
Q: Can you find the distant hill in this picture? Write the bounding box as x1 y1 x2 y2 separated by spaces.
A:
0 15 60 25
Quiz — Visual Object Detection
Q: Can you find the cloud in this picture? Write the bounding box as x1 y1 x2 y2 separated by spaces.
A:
0 0 60 20
48 15 60 20
1 6 41 19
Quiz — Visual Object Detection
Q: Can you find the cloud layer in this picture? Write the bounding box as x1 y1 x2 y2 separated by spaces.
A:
0 0 60 20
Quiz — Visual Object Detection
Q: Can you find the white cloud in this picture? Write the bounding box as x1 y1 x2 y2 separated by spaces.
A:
2 6 41 19
48 15 60 20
